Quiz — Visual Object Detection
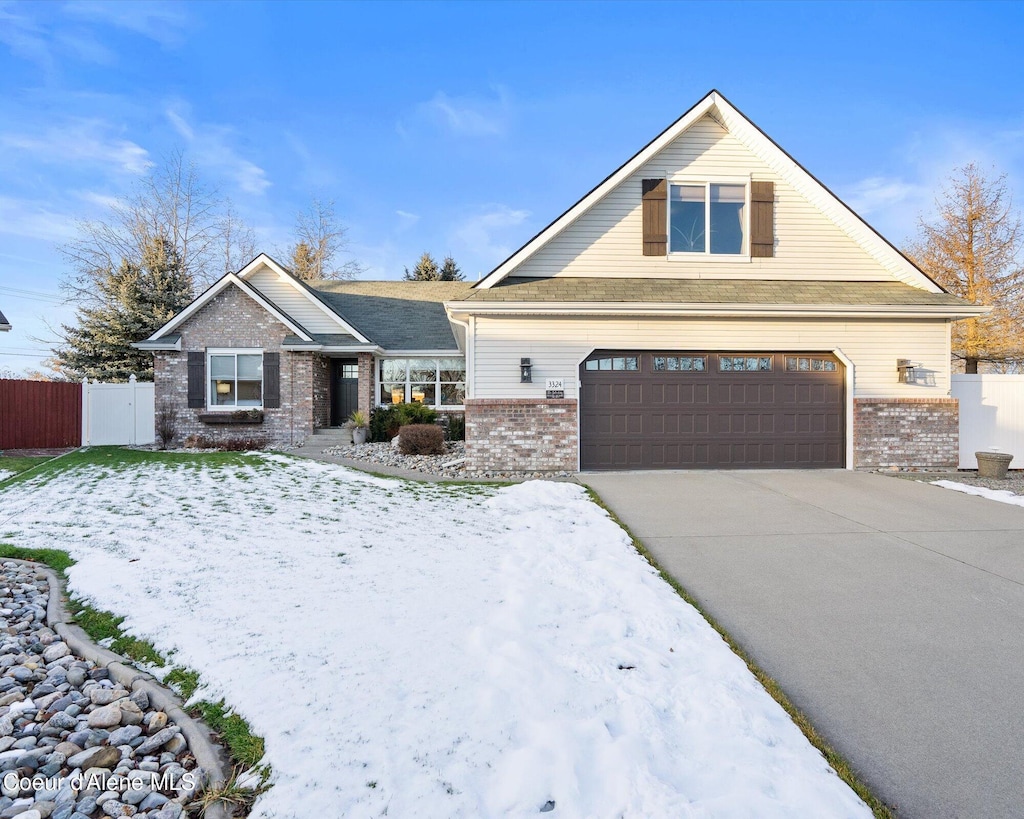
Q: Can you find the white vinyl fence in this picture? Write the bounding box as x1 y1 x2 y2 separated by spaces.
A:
81 375 155 446
952 374 1024 469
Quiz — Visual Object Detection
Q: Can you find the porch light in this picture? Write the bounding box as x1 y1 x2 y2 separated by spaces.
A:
216 382 231 395
897 359 916 384
520 358 533 383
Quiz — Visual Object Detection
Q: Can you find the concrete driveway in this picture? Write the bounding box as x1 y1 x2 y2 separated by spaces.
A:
582 469 1024 819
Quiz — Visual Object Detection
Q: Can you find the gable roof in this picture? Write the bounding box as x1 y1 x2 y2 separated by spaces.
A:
310 281 473 350
473 90 942 294
0 309 9 331
144 272 316 342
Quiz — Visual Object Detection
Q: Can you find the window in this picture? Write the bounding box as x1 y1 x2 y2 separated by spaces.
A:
584 356 640 371
720 355 772 372
379 358 466 407
209 351 263 408
653 356 706 372
670 182 747 255
786 356 837 372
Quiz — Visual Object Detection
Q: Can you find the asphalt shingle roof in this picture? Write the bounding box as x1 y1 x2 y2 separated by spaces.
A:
0 308 9 328
309 281 473 350
463 277 971 306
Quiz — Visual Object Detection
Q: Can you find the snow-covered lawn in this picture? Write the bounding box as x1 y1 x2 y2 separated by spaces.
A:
932 479 1024 507
0 452 869 818
0 469 16 482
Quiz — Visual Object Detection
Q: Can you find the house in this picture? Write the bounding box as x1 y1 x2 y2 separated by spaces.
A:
138 90 985 471
0 309 10 331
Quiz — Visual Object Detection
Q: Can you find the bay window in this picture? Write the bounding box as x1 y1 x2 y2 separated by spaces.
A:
379 357 466 408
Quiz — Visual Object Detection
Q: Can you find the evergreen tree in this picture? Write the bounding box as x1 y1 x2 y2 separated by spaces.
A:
403 252 441 281
56 237 193 382
439 255 464 281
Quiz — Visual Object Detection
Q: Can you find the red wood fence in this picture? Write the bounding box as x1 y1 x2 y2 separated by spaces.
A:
0 380 82 449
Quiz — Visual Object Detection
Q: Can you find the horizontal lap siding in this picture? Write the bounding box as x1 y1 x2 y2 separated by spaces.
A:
514 117 897 281
246 267 346 334
471 316 950 399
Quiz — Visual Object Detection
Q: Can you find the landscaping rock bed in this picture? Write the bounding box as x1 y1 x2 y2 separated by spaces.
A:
320 441 577 481
0 562 201 819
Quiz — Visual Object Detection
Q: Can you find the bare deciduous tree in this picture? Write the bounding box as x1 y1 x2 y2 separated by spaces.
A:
288 197 363 280
61 149 255 302
906 163 1024 373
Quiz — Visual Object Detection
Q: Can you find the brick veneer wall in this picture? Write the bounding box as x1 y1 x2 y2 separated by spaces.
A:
312 354 330 430
153 285 318 447
853 398 959 469
357 352 375 418
465 399 578 472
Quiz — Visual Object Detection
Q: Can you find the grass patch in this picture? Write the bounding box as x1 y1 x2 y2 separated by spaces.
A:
581 486 895 819
0 542 267 786
0 456 55 477
192 700 265 770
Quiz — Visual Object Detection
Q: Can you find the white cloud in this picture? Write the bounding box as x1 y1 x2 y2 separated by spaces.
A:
0 5 54 70
0 195 80 242
414 88 512 138
165 103 271 195
451 204 531 265
845 176 929 217
61 1 190 47
395 210 420 230
0 119 152 174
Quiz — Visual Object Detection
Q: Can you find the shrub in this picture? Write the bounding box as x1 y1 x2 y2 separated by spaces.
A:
155 403 178 450
446 414 466 442
398 424 445 455
369 403 439 442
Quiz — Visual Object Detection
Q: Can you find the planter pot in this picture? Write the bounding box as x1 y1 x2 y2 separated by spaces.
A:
976 451 1013 479
352 427 368 445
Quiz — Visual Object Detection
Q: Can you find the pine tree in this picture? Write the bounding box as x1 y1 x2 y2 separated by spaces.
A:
56 237 193 381
906 163 1024 372
403 252 441 281
439 255 464 281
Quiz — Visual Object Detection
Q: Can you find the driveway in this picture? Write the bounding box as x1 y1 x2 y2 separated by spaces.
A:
582 469 1024 819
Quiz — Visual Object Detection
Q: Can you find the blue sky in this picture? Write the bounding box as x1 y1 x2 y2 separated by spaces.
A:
1 0 1023 375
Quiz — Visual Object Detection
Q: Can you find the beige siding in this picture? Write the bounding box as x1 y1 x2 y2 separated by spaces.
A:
514 115 903 282
470 315 951 399
246 266 353 334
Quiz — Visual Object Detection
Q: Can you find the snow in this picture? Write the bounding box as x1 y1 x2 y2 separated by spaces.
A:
932 479 1024 507
0 454 869 818
0 470 15 483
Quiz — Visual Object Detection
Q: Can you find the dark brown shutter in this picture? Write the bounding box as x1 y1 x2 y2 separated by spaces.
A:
263 352 281 409
641 179 668 256
750 181 775 257
187 352 205 408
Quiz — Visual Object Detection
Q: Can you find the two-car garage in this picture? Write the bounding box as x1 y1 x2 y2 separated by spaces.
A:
579 351 845 470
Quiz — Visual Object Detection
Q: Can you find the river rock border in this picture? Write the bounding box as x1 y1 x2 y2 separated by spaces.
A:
3 558 232 819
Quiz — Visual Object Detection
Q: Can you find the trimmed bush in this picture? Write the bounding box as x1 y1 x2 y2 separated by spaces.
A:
183 435 268 451
398 424 445 455
369 403 439 442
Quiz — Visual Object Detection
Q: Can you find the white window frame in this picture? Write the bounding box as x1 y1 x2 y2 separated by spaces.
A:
206 348 264 411
377 357 466 409
666 175 751 261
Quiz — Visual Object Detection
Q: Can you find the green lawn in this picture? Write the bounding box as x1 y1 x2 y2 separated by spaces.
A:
0 455 56 480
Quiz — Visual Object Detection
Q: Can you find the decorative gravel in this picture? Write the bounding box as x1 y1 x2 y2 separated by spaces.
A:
320 441 576 481
921 471 1024 496
0 562 201 819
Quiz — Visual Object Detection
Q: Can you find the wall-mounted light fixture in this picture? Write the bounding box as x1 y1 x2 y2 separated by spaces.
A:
520 357 533 383
897 359 916 384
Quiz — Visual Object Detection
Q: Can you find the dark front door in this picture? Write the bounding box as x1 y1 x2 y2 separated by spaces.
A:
330 359 359 426
580 351 845 470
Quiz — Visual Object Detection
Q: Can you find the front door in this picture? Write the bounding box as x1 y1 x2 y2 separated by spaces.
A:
330 359 359 426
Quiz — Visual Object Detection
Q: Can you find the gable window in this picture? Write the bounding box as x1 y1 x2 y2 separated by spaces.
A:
669 183 747 255
379 358 466 408
209 350 263 409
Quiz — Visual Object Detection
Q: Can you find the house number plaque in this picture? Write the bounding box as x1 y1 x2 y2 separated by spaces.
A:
545 378 565 399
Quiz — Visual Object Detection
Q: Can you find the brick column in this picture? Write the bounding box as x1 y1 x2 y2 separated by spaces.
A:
357 352 375 418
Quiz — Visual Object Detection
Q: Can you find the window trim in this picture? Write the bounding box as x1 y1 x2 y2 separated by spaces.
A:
377 356 466 409
666 175 751 261
206 347 264 411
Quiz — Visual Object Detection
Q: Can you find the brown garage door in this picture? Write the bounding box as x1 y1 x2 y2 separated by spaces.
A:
580 351 845 470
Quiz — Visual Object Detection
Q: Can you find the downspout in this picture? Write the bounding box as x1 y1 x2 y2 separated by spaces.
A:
446 311 473 398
